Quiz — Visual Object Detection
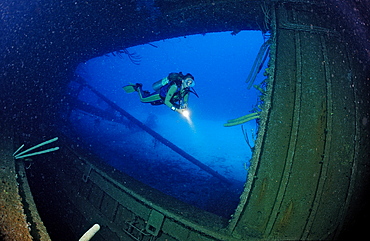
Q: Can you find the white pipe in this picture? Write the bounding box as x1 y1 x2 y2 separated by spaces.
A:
79 224 100 241
13 144 24 156
14 137 58 158
14 147 60 159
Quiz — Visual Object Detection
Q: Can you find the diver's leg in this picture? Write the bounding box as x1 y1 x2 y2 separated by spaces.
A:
136 85 161 103
138 92 161 103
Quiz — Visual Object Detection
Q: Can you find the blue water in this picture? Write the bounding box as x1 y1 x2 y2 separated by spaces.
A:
66 31 267 217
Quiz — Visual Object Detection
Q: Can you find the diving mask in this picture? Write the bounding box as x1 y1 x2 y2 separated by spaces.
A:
184 78 195 87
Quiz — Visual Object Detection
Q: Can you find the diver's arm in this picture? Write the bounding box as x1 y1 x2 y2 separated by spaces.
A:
182 93 190 109
164 85 178 110
164 85 184 113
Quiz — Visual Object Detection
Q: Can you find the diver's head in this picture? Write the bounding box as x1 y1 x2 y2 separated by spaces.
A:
182 73 195 88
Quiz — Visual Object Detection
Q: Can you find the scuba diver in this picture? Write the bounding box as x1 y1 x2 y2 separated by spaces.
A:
123 72 198 114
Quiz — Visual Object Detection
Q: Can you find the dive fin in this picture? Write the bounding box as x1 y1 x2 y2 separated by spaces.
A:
122 83 136 93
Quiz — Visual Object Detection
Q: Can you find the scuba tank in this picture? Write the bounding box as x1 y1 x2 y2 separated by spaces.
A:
152 77 169 91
